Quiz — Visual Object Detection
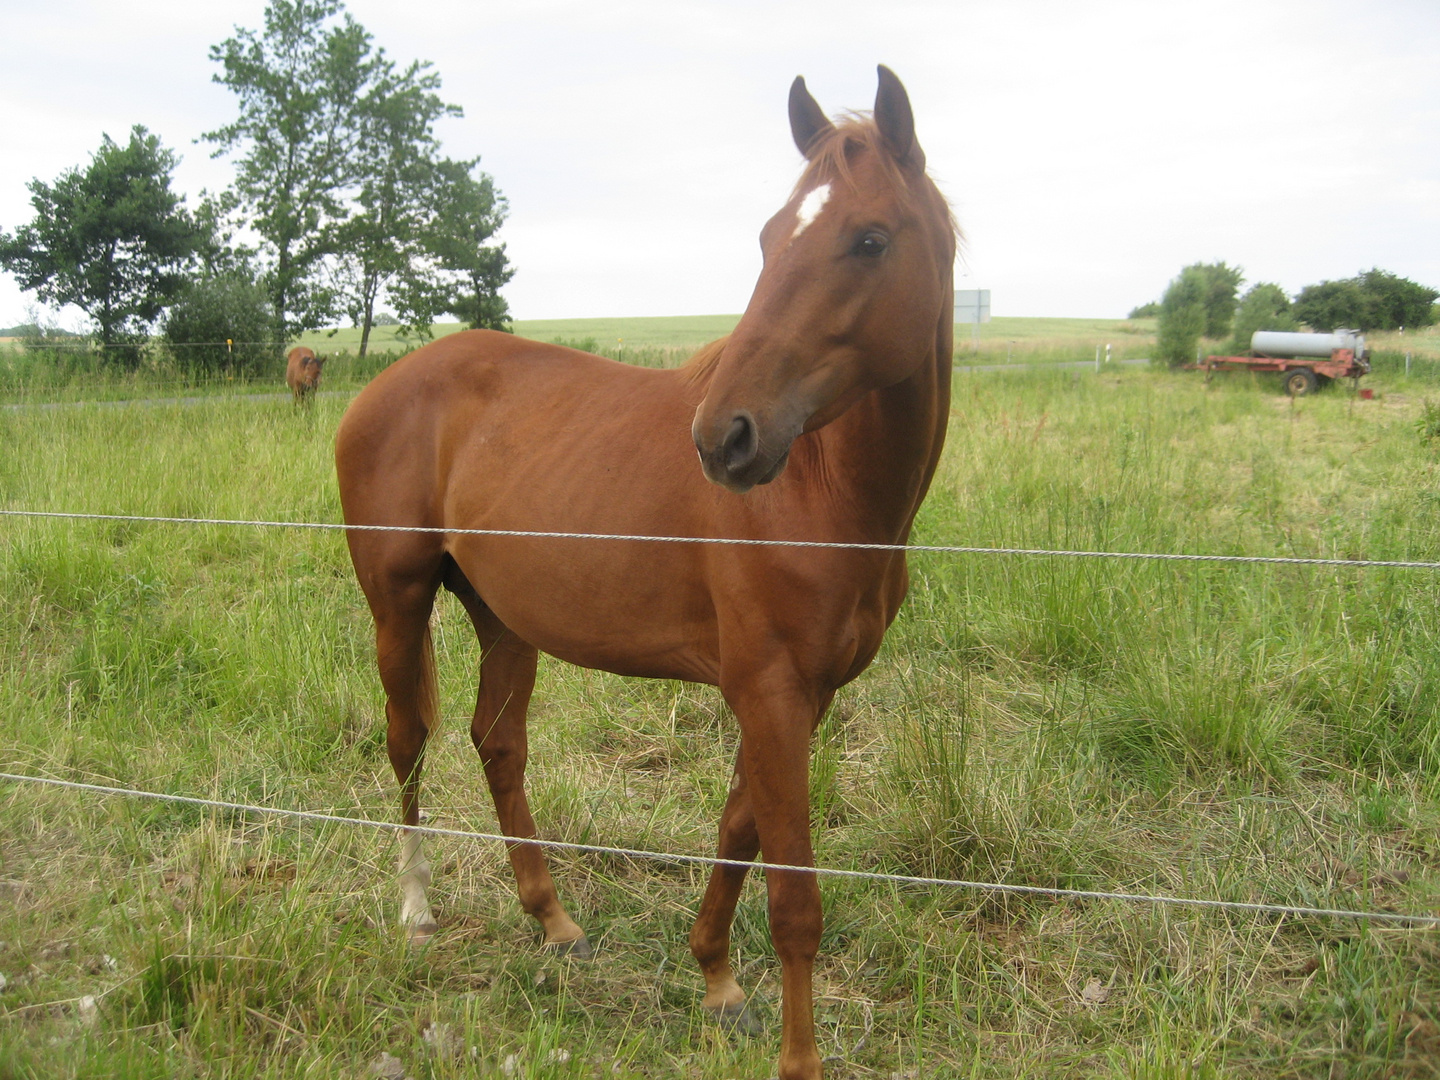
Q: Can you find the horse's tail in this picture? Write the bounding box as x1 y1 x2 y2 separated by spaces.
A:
417 622 441 736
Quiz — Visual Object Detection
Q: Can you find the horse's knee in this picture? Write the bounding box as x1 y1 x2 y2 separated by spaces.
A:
718 806 757 851
767 883 822 960
474 725 524 768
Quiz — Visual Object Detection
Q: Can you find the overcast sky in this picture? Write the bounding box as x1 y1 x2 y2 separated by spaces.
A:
1 0 1437 329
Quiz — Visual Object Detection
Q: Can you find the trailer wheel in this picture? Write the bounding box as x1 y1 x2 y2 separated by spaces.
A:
1283 368 1319 397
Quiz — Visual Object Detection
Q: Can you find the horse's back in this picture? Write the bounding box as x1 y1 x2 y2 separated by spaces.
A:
337 331 692 482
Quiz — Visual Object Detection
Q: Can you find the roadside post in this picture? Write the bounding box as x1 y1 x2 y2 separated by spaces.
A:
956 289 990 355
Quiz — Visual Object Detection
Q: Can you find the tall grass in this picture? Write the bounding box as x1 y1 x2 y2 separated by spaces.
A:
0 342 411 406
2 363 1439 1077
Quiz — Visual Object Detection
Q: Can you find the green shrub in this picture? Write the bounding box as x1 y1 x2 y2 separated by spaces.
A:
1229 282 1297 353
1418 399 1440 441
162 272 276 374
1156 268 1206 368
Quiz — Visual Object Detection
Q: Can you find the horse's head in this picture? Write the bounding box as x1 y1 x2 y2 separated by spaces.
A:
692 65 955 493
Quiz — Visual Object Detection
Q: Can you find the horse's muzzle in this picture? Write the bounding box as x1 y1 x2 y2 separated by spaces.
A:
693 409 792 493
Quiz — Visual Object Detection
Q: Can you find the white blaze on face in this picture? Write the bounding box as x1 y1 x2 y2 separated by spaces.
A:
790 182 832 241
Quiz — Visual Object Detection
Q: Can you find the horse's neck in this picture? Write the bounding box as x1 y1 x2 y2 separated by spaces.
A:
816 334 950 543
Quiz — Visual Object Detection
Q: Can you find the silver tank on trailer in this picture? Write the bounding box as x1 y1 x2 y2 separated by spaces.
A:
1251 330 1366 358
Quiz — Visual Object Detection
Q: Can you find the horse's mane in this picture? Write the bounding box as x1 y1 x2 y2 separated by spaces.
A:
678 335 729 386
797 114 959 253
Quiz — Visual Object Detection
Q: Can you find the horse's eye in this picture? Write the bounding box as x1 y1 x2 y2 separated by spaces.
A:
853 231 888 257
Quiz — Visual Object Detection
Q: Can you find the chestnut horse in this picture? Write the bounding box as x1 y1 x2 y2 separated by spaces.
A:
336 67 954 1080
285 346 325 403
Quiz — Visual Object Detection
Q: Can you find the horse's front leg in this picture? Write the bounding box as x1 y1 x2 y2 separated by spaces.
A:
723 671 831 1080
690 746 761 1029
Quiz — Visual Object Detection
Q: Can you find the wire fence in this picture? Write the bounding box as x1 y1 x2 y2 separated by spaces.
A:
3 772 1436 929
4 508 1440 569
3 504 1439 932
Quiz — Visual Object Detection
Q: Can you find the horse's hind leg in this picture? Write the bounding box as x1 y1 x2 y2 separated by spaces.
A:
367 577 444 942
447 569 589 955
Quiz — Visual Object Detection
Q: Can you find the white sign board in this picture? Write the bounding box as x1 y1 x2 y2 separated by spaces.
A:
956 289 991 324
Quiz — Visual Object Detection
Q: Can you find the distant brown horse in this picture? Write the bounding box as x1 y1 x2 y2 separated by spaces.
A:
335 67 954 1080
285 346 325 403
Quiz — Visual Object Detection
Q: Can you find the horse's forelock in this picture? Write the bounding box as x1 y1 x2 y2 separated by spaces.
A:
793 115 957 251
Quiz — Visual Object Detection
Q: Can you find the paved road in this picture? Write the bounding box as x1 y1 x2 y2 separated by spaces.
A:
954 357 1151 374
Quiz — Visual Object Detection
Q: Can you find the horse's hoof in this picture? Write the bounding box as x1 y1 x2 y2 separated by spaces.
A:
704 1000 763 1038
406 921 439 946
544 934 593 959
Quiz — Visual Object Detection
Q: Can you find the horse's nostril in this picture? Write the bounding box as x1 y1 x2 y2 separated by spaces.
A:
722 413 757 471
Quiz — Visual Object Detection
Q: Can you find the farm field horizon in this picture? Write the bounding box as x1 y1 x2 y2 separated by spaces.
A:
468 313 1440 366
4 339 1440 1077
1 314 1174 406
5 316 1438 409
293 314 1168 364
0 314 1150 348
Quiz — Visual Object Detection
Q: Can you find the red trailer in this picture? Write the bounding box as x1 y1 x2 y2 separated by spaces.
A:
1196 330 1370 396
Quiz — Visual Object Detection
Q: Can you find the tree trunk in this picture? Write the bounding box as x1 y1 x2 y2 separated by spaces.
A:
274 241 292 345
357 270 379 359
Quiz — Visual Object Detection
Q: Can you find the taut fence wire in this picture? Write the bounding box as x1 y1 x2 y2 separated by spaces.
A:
2 772 1436 929
3 505 1439 931
3 508 1440 570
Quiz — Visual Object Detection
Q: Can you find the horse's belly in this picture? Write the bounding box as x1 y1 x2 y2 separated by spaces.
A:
451 535 723 684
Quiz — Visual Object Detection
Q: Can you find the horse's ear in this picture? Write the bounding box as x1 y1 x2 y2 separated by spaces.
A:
875 65 923 169
789 76 833 159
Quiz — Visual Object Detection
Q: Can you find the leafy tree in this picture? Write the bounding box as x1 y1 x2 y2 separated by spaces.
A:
1193 261 1244 339
416 157 514 333
1290 276 1376 332
1291 269 1438 332
1229 282 1297 352
192 192 259 279
206 1 513 348
335 56 461 356
0 126 202 363
1128 301 1160 319
162 271 276 374
1291 278 1380 332
1155 265 1208 367
205 0 381 338
381 157 512 337
1355 268 1437 330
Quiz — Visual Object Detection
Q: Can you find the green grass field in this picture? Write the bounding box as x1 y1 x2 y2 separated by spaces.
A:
3 334 1440 1077
0 316 1165 406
